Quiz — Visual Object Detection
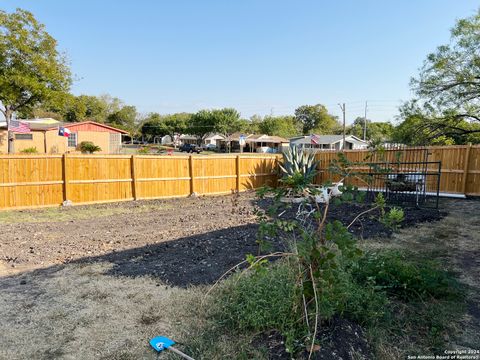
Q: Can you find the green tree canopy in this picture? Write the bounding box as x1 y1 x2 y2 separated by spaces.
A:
0 8 71 149
257 115 301 138
392 114 455 146
348 117 394 143
140 112 191 141
294 104 340 135
188 108 242 136
106 105 138 135
404 9 480 142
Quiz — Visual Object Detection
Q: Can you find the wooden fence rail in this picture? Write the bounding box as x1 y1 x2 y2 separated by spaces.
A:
0 145 479 210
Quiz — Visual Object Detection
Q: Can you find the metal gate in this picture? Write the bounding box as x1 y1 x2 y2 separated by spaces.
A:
365 146 441 209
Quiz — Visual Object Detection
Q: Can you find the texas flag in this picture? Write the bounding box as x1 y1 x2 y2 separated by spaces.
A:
58 127 71 137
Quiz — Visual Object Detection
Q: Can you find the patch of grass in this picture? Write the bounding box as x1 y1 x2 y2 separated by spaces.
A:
352 250 465 301
179 250 466 359
352 250 466 355
168 261 303 359
178 260 390 358
0 203 170 223
214 262 301 334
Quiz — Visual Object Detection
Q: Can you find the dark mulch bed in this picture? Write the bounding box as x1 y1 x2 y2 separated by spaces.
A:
310 316 373 360
258 198 445 240
251 330 290 360
252 316 373 360
328 202 445 239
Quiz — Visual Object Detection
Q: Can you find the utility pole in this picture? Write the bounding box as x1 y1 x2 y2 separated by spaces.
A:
363 101 368 141
338 103 346 150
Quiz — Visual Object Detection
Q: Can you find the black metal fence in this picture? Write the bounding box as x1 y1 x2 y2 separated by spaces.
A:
365 161 441 208
360 146 441 208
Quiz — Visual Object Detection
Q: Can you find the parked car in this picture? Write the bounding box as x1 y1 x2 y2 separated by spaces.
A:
202 143 217 151
179 143 202 153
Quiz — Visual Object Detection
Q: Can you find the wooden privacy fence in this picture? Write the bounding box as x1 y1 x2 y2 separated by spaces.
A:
0 154 280 210
0 145 479 210
313 145 480 197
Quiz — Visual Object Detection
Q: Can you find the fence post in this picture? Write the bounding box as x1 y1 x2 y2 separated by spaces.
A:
189 155 195 195
461 143 472 195
236 155 241 192
62 154 69 202
131 155 137 200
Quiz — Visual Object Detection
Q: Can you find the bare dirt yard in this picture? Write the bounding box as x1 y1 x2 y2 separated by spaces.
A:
0 193 479 359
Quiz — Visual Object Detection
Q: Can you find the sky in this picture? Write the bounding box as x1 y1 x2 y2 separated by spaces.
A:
2 0 479 124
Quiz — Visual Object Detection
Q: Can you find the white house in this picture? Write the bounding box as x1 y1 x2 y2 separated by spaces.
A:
178 134 199 145
202 133 225 147
290 135 368 150
245 134 289 153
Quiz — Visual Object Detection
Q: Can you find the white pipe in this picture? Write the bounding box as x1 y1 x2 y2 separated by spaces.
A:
356 187 466 199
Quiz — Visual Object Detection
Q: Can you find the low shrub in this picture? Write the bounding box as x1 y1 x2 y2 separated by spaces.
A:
382 207 405 230
137 147 150 154
78 141 101 154
352 250 464 301
20 147 38 154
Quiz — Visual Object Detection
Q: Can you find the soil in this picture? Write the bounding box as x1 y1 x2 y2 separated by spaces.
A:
0 193 259 280
1 193 442 286
311 316 373 360
251 316 373 360
328 202 445 239
251 330 290 360
260 198 445 240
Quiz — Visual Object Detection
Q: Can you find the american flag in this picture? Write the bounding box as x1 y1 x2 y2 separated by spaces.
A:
311 134 320 145
8 120 31 133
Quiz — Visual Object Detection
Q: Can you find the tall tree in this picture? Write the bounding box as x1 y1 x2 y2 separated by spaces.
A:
106 105 137 130
405 9 480 141
294 104 340 135
140 112 191 141
348 117 394 143
0 9 71 152
189 108 242 137
258 115 301 138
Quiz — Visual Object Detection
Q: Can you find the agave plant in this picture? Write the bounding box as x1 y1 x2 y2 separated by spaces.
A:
278 146 319 196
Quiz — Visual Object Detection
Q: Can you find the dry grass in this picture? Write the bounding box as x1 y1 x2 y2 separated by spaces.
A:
0 203 171 223
0 262 199 360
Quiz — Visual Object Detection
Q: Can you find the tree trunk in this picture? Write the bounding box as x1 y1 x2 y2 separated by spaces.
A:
5 108 14 154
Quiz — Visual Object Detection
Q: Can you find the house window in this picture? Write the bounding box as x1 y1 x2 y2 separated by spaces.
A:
15 133 33 140
68 133 77 147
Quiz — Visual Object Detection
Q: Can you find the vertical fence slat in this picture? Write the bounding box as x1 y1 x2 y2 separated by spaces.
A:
131 155 137 200
62 154 69 202
236 155 240 192
461 144 472 195
189 155 195 195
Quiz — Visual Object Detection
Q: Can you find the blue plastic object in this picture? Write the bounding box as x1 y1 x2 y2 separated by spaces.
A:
150 336 176 352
